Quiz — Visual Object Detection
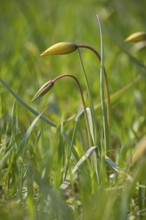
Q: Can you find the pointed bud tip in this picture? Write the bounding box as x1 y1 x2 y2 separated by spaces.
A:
40 51 46 56
31 97 36 102
32 80 54 102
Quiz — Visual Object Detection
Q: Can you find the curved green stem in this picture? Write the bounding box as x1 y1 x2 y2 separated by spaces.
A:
53 74 94 147
77 44 110 130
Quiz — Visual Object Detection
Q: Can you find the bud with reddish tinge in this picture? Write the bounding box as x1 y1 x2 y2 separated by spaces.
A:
40 42 78 56
125 32 146 42
32 80 54 102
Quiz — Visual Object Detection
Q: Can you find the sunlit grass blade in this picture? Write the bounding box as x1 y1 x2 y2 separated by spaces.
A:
21 113 42 147
60 146 97 190
86 107 95 144
65 74 142 126
14 113 43 160
97 14 109 155
95 74 142 111
78 44 111 132
72 146 97 174
77 49 97 146
0 144 15 170
63 120 79 181
75 107 84 122
105 156 120 173
0 148 15 185
86 107 99 181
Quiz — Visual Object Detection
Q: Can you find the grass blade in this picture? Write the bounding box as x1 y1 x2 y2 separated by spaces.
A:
0 79 56 127
97 14 109 155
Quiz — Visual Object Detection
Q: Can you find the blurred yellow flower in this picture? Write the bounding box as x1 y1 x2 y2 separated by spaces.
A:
125 32 146 42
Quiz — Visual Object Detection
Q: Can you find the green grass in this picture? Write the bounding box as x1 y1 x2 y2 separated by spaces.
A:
0 0 146 219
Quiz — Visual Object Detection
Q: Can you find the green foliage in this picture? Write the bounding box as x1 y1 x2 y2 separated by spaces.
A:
0 0 146 219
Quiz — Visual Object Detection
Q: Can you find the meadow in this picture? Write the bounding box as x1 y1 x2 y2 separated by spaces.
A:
0 0 146 219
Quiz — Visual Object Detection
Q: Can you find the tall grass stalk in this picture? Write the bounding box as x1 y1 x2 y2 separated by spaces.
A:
77 49 97 146
77 50 100 181
63 120 77 181
77 45 110 132
77 43 110 157
97 14 109 156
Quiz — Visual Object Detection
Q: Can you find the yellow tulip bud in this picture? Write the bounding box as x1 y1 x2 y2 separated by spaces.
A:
40 42 78 56
32 80 54 102
125 32 146 42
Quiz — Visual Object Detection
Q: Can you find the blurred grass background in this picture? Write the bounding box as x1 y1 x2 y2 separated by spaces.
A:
0 0 146 219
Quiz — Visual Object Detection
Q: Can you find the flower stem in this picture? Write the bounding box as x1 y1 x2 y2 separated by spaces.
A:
77 43 110 154
77 49 97 146
53 74 94 147
77 44 110 130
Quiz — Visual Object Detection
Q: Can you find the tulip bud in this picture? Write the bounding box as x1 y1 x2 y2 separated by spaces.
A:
32 80 54 102
125 32 146 42
40 42 78 56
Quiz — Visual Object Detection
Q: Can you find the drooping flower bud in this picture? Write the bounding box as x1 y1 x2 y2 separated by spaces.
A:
32 80 54 102
40 42 78 56
125 32 146 42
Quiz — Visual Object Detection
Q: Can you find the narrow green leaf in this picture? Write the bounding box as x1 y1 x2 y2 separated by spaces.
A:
0 79 56 127
72 146 97 175
86 107 95 144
